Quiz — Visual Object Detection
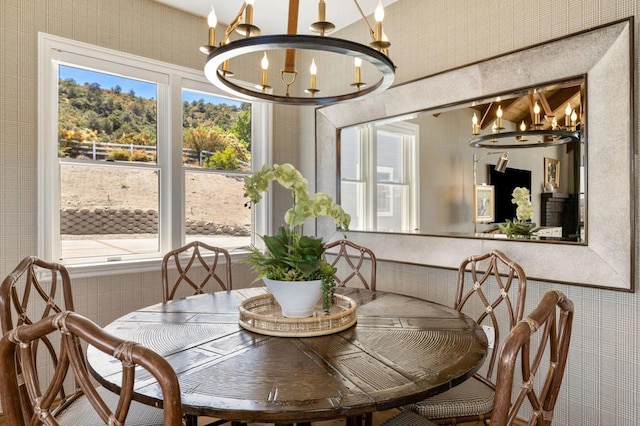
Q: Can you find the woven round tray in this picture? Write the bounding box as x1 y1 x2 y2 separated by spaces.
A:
238 293 357 337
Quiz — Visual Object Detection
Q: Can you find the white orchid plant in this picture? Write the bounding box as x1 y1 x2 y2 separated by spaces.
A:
498 187 536 238
242 163 351 311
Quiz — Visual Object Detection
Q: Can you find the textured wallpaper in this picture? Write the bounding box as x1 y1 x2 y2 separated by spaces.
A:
0 0 639 424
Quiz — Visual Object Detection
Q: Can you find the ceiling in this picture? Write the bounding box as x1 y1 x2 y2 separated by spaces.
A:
472 79 583 131
153 0 400 35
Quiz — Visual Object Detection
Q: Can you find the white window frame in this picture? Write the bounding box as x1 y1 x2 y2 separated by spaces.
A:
37 33 272 278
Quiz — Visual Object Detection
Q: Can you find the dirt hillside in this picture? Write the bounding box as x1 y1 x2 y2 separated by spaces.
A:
60 165 250 227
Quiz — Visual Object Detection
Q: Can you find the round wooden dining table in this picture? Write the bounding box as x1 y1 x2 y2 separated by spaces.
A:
87 287 487 425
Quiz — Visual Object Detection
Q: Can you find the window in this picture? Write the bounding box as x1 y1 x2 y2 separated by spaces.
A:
38 34 271 274
57 65 162 261
340 121 419 232
181 88 252 248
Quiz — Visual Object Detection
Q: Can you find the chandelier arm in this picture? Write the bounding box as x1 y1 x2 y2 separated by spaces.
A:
352 0 377 41
283 0 300 75
223 4 247 43
286 0 300 35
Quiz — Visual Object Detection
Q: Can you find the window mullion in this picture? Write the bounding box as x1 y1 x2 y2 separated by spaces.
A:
157 77 178 254
250 102 273 241
368 125 377 230
41 58 62 261
408 130 420 231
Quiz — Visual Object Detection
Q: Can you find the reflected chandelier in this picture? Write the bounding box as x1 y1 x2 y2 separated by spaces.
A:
468 86 582 149
200 0 396 105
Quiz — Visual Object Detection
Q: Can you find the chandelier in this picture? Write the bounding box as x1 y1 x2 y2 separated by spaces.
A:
468 80 582 148
200 0 396 105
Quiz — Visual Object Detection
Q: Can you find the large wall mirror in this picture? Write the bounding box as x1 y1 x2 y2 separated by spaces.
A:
339 77 585 242
316 18 635 290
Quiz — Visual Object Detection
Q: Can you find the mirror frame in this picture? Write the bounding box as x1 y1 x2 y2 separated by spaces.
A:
316 18 635 291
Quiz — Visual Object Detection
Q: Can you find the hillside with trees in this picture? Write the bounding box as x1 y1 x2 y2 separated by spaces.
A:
58 78 251 170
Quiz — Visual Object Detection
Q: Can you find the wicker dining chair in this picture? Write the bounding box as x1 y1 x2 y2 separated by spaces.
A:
0 256 74 334
162 242 239 426
491 289 574 425
322 239 377 426
322 239 377 290
407 249 527 424
161 240 233 301
0 256 76 421
0 310 183 426
383 289 574 426
0 256 175 425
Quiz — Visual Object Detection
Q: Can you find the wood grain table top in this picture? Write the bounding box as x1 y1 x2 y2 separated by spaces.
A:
87 287 487 423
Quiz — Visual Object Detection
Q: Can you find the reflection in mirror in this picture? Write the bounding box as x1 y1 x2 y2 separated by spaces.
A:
339 77 585 243
320 18 633 289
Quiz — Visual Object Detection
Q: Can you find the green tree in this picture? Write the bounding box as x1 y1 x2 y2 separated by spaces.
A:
203 147 240 170
223 133 251 168
86 82 103 106
182 126 228 164
231 110 251 148
58 78 247 159
118 131 154 146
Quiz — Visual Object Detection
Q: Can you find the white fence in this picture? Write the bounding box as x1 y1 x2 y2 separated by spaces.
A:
62 139 213 164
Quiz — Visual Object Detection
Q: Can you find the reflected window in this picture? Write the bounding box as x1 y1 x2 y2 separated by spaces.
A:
341 121 419 232
338 78 585 242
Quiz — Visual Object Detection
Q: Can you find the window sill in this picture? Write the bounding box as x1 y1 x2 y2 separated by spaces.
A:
63 250 250 279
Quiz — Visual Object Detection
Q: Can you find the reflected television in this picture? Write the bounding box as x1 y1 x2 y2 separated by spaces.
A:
489 165 532 223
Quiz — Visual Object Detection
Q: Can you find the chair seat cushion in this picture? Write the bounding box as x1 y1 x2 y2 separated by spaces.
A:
382 410 437 426
410 377 494 419
56 386 166 425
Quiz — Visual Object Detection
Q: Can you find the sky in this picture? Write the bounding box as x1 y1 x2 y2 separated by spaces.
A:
59 65 244 108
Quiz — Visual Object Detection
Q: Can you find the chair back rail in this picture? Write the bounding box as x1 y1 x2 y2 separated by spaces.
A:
0 256 74 333
454 249 527 385
162 241 233 301
322 239 377 290
491 290 574 426
0 311 183 426
0 256 77 422
382 289 573 426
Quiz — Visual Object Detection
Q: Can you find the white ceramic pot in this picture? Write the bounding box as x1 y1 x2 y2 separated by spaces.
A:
263 278 322 318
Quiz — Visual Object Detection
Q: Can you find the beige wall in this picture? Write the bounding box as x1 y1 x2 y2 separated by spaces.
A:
1 0 639 424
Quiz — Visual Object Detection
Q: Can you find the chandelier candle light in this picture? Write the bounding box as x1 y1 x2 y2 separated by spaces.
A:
200 0 396 105
238 0 258 37
495 105 504 130
352 57 365 90
259 52 270 93
533 101 541 126
207 6 217 48
305 59 319 97
472 113 480 135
